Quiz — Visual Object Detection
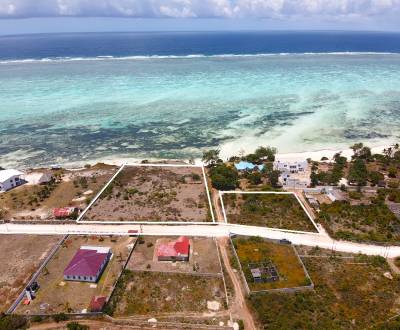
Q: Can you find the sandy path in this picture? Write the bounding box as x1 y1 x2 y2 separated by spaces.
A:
218 238 257 330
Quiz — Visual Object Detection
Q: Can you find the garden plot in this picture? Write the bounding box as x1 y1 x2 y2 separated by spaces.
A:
221 192 317 232
127 236 222 275
0 163 118 221
16 235 134 315
0 235 61 313
248 248 400 329
82 165 213 222
231 236 311 292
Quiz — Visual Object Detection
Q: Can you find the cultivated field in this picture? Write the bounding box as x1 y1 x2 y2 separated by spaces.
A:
127 236 222 275
107 270 227 317
0 235 61 313
248 249 400 329
83 165 212 222
0 163 118 221
16 235 134 315
222 192 317 232
231 236 310 291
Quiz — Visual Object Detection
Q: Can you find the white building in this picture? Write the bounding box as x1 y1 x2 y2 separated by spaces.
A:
273 160 310 188
0 169 24 192
23 172 53 185
273 160 308 173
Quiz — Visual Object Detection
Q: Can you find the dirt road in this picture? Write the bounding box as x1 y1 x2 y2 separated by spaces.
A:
218 238 257 330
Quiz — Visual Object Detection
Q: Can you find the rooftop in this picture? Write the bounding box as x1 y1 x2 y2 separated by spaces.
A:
0 169 24 182
157 236 190 258
64 246 111 277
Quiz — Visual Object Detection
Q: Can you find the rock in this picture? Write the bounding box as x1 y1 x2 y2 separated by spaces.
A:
165 296 172 302
148 318 157 323
219 321 224 326
83 190 93 195
384 272 394 280
207 300 221 311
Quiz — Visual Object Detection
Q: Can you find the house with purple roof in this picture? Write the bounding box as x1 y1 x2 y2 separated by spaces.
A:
63 246 111 283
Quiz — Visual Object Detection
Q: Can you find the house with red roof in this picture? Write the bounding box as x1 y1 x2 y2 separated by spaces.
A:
157 236 190 262
63 246 111 283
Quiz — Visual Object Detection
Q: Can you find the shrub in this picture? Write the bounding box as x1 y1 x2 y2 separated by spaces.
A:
67 322 89 330
53 313 68 323
0 314 27 330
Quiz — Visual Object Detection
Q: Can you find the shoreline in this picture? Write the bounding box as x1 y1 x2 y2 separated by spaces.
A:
46 144 391 171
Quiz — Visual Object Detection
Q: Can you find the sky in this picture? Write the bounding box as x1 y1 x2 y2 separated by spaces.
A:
0 0 400 35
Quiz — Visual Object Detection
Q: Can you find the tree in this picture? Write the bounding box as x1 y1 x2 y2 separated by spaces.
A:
369 171 384 186
268 170 281 188
202 149 220 167
351 143 372 160
254 146 277 162
348 159 368 186
388 166 397 178
247 172 262 185
209 164 238 190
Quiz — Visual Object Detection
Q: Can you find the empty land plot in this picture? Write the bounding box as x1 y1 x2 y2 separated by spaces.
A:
222 192 317 232
107 270 227 317
16 235 134 315
319 200 400 243
232 236 310 291
248 251 400 329
83 165 212 222
0 235 61 313
127 236 222 275
0 163 118 221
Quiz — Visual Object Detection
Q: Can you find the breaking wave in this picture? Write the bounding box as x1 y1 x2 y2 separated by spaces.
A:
1 52 399 64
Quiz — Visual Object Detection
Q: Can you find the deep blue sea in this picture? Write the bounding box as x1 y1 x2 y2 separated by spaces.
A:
1 31 400 167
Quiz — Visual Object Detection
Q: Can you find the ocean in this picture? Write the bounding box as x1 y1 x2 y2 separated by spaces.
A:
1 31 400 167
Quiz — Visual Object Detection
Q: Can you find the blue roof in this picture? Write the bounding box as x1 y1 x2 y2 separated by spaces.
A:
234 161 264 171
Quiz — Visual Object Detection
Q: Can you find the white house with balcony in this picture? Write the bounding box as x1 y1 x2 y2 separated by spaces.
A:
273 160 310 188
0 169 25 192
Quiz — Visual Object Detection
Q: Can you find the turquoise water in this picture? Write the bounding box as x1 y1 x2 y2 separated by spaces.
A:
1 53 400 167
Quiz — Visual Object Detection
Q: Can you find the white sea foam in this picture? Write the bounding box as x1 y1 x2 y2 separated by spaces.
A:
1 52 399 65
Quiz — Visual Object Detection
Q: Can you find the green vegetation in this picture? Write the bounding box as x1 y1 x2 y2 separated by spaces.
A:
224 193 316 232
209 164 238 190
67 322 89 330
248 254 400 329
311 152 347 186
348 158 368 186
202 149 222 167
0 314 27 330
232 237 310 291
319 200 400 243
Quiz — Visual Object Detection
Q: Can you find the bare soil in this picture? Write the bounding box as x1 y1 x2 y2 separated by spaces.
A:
83 166 212 222
0 235 61 312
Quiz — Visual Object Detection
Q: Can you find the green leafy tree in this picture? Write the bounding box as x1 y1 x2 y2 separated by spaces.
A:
254 146 277 162
202 149 221 167
348 159 368 186
209 164 238 190
369 171 384 186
